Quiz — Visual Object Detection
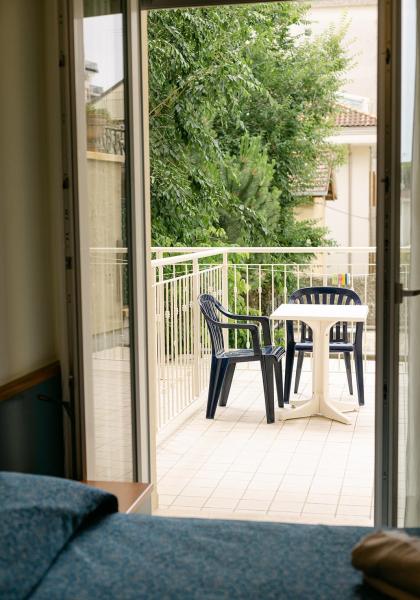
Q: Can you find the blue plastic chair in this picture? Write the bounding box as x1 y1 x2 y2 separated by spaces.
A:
284 286 364 406
199 294 285 424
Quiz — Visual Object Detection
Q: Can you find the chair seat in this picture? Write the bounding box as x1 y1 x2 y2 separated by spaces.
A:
218 345 285 362
295 341 355 353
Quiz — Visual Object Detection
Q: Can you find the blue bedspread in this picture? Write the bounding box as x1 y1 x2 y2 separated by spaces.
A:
0 472 388 599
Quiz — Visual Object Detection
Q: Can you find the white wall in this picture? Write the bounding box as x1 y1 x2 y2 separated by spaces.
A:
325 144 373 272
307 0 378 115
0 1 65 385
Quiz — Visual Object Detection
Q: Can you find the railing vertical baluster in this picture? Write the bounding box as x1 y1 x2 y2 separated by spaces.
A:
170 279 175 421
323 260 328 286
271 264 275 343
157 253 164 429
222 252 229 349
164 281 170 427
246 265 250 349
364 272 369 371
187 267 192 402
182 273 186 413
297 263 300 292
234 264 238 349
153 268 160 430
192 258 200 397
202 268 206 392
174 272 180 416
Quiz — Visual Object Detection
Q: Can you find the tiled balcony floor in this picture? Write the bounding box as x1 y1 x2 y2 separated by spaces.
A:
155 359 375 525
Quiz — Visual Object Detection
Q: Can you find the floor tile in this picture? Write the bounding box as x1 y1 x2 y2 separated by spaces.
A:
339 495 372 507
181 485 215 497
155 362 375 526
205 496 239 510
306 493 339 505
336 504 372 517
269 500 304 513
157 494 176 506
237 498 272 512
172 496 208 508
303 502 337 515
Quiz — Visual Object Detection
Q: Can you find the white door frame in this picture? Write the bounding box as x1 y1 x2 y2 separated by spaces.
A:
62 0 401 523
59 0 155 487
143 0 393 525
375 0 402 527
126 0 157 489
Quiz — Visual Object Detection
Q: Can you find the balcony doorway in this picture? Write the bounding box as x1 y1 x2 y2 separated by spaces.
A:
145 1 378 525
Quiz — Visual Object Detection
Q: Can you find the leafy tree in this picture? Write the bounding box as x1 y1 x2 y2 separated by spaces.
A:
220 134 280 246
148 3 348 248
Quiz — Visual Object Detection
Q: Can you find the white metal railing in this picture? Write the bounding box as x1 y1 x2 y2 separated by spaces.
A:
88 245 409 434
151 246 379 432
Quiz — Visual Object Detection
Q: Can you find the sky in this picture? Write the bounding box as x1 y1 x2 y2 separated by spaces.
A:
83 14 123 92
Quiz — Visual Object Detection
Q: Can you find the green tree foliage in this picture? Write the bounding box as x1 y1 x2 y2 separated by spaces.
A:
220 134 280 245
148 3 348 249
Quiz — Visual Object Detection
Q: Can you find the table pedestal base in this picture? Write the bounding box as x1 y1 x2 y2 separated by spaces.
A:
278 396 358 425
278 318 360 425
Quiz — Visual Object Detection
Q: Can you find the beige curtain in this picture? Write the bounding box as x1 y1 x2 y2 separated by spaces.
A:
405 0 420 527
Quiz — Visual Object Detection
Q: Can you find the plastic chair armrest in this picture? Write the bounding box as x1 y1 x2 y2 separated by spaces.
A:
217 306 272 346
217 322 262 355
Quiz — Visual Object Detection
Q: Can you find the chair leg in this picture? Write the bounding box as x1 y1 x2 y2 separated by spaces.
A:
209 359 229 418
274 359 284 408
294 351 304 394
343 352 353 395
261 358 275 424
206 356 220 419
219 363 236 406
284 345 295 404
354 350 365 406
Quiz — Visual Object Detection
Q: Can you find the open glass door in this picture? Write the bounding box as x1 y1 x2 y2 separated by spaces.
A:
77 0 137 482
397 0 420 526
61 0 154 487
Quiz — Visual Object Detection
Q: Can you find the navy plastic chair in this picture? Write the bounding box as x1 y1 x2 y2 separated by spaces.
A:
284 286 364 406
199 294 285 424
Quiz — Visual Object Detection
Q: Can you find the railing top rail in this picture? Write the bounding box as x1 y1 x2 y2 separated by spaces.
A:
151 246 378 255
151 248 223 267
90 247 128 253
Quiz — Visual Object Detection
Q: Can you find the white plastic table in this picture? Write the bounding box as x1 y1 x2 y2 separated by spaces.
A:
270 303 368 424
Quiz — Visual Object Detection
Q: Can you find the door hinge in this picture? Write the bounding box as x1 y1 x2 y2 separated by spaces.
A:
386 47 391 65
65 256 73 270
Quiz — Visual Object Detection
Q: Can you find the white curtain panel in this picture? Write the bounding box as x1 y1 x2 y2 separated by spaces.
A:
405 0 420 527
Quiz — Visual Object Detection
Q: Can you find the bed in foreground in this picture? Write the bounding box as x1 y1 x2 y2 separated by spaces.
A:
0 472 387 599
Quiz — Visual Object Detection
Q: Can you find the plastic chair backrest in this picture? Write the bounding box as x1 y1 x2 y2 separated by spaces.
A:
287 286 362 344
198 293 225 355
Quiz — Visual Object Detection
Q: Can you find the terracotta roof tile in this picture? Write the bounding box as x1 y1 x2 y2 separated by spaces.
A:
336 104 377 127
290 160 333 197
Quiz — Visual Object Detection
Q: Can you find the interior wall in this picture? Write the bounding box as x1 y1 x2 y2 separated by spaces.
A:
0 0 65 386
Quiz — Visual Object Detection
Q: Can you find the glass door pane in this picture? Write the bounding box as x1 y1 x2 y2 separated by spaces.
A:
82 0 134 481
397 0 418 525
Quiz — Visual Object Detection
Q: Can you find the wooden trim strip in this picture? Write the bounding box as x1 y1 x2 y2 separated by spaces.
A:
82 481 153 513
0 362 61 403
